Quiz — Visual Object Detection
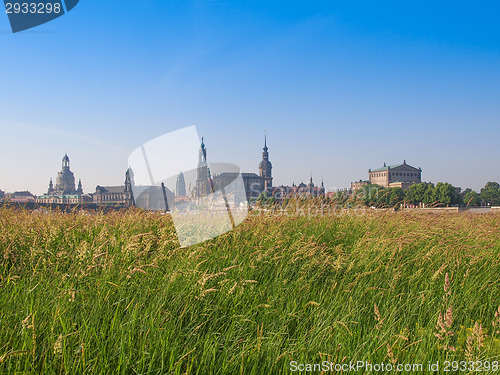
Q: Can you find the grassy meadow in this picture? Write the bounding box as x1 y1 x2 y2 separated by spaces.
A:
1 205 500 374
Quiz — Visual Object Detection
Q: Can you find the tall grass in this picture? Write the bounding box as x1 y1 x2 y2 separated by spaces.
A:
1 207 500 374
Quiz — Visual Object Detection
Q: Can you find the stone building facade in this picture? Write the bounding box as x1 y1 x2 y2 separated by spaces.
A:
272 177 325 199
93 169 134 206
351 161 422 191
5 191 37 203
213 172 264 203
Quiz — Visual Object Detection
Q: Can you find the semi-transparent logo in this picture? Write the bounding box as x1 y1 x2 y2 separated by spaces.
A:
3 0 79 33
128 126 249 247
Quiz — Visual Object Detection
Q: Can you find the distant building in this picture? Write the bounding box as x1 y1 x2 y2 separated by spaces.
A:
259 135 273 191
211 135 273 203
272 177 325 199
352 160 422 191
176 171 186 197
134 185 174 211
37 194 92 205
93 170 133 206
37 154 90 204
351 180 370 191
48 154 80 195
194 136 273 203
187 134 324 203
0 189 4 200
4 191 37 203
193 137 213 199
214 172 264 204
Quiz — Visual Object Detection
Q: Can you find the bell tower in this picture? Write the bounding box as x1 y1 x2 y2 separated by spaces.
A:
195 137 212 198
259 133 273 191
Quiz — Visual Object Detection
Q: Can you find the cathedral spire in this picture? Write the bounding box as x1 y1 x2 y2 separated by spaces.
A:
200 137 207 163
196 137 212 198
259 131 272 191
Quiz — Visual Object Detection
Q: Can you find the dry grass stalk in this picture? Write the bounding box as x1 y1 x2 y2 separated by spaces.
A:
387 343 397 365
53 334 63 356
434 274 455 351
374 303 384 330
465 321 485 361
444 273 451 297
493 305 500 335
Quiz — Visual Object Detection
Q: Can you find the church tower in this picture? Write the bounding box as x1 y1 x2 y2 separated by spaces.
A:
176 171 186 197
195 137 212 198
124 169 134 206
308 175 315 196
76 179 83 195
47 178 54 194
259 134 273 191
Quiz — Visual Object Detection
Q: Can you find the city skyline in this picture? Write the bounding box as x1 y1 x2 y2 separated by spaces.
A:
1 138 496 197
1 1 499 194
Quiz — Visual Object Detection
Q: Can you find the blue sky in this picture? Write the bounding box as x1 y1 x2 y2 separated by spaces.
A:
1 1 499 194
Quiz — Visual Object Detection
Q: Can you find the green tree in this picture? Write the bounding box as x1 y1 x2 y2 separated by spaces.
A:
358 184 382 207
388 187 406 207
480 182 500 206
434 182 458 206
462 188 481 207
406 183 432 205
423 184 437 206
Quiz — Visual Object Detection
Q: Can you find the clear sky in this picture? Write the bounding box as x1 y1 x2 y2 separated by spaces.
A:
1 1 499 195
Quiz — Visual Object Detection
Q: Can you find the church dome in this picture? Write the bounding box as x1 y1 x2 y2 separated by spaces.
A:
54 154 76 194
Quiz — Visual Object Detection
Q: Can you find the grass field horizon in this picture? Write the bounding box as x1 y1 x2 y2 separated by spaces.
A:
1 206 500 374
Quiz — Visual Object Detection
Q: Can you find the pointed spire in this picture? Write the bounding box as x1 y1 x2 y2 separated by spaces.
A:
262 130 268 153
201 137 207 162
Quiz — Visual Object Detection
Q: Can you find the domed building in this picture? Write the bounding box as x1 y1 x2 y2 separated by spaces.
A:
37 154 89 204
47 154 81 195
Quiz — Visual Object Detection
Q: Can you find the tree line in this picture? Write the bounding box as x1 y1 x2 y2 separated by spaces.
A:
351 181 500 208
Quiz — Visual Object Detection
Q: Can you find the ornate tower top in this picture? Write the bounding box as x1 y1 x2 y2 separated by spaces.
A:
262 133 269 159
76 179 83 195
199 137 208 165
47 178 54 194
62 154 70 170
